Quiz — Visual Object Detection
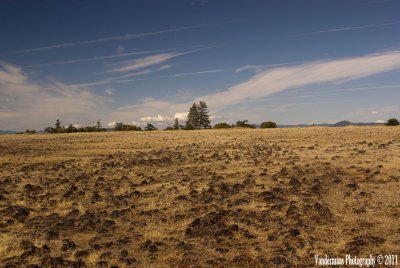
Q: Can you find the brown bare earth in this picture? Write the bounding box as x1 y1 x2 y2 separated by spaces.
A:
0 127 399 267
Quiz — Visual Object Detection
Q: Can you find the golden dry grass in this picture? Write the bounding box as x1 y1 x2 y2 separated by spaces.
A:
0 127 399 267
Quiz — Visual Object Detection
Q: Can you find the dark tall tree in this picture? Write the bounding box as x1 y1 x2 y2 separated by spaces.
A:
55 119 63 133
260 121 277 128
386 118 399 126
236 120 249 127
145 123 157 131
96 120 102 129
55 119 61 129
173 118 180 130
236 120 256 128
186 103 200 129
45 127 55 133
114 122 124 131
65 124 76 133
198 101 210 129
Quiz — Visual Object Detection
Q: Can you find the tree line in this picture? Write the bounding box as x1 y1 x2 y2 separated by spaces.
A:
20 101 399 134
213 120 277 129
44 119 106 133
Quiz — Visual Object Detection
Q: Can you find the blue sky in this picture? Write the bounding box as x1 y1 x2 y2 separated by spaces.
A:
1 0 400 130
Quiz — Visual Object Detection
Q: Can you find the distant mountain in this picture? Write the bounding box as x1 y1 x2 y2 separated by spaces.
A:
333 120 353 127
277 124 312 128
0 130 16 134
352 122 385 126
278 121 385 128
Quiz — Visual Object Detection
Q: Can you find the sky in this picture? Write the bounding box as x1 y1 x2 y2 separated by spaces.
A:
1 0 400 131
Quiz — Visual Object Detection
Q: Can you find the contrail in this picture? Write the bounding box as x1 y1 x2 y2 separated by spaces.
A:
295 21 400 36
22 46 197 68
44 68 225 90
9 22 227 54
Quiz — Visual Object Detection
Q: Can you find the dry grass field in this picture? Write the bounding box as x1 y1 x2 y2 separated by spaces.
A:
0 127 399 267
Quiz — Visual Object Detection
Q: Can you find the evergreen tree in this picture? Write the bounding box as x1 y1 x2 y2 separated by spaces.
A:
65 123 76 133
260 121 277 128
45 127 55 133
96 120 102 129
198 101 210 129
55 119 61 129
186 103 200 129
115 122 124 131
145 123 157 131
386 118 399 126
55 119 63 133
173 118 180 130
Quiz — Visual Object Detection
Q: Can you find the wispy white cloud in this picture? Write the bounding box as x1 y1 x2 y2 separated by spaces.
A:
172 69 224 77
192 51 400 110
139 114 166 122
53 67 225 90
362 0 394 5
295 20 400 36
159 64 172 70
22 48 181 68
104 88 114 95
270 100 351 113
251 84 400 102
0 62 109 130
235 62 302 73
106 121 117 128
10 22 226 54
343 105 400 122
109 98 181 125
113 51 400 124
108 47 210 73
106 64 173 80
174 112 188 121
115 69 153 79
116 45 125 55
109 53 181 73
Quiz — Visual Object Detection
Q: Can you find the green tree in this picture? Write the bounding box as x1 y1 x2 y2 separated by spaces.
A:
386 118 399 126
186 103 200 129
173 118 180 130
145 123 157 131
236 120 248 127
55 119 61 129
45 127 55 133
213 122 231 129
114 122 124 131
236 120 256 128
260 121 277 128
25 129 36 134
65 124 77 133
96 120 102 129
198 101 210 129
55 119 63 133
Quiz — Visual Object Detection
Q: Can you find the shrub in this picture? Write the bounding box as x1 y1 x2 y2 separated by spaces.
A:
386 118 399 126
213 123 231 129
145 123 157 131
236 120 256 128
114 123 141 131
183 124 194 130
260 121 277 128
45 127 55 133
